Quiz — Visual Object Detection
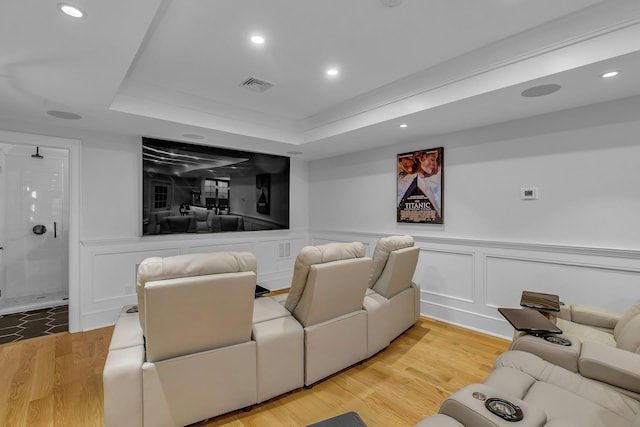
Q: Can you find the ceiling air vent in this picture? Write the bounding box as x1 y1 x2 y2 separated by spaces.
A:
239 76 274 93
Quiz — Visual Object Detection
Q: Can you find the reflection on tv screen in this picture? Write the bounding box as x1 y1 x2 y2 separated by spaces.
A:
142 137 290 236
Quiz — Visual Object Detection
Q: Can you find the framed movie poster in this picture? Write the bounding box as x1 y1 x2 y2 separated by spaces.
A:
397 147 443 224
256 173 270 214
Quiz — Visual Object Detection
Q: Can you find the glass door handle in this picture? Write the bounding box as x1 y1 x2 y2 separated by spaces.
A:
54 222 57 238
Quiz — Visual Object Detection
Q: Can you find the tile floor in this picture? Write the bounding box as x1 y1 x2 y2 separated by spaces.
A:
0 305 68 344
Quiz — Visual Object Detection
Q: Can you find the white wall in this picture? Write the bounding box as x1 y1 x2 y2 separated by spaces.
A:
82 134 141 239
309 101 640 248
308 98 640 337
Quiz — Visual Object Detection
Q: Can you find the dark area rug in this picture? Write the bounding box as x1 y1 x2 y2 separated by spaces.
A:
0 305 68 344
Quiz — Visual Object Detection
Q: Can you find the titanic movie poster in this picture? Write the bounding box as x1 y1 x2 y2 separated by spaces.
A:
397 147 443 224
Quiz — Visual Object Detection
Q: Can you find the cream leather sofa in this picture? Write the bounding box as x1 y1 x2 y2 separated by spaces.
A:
364 235 420 357
509 299 640 373
103 251 303 427
104 239 421 425
415 349 640 426
271 241 373 386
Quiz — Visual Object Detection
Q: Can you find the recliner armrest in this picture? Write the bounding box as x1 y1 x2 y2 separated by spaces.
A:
439 384 547 427
568 304 621 330
103 344 145 427
579 341 640 394
510 332 582 373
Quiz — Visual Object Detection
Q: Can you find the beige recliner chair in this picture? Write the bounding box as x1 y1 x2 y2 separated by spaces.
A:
509 299 640 373
103 252 259 427
415 349 640 426
363 235 420 356
272 241 372 386
555 299 640 350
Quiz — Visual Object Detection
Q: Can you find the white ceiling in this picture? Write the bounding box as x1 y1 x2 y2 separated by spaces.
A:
1 0 640 160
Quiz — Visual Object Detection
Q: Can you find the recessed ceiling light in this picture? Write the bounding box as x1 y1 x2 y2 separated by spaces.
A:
250 35 265 45
601 71 620 79
327 68 339 77
521 83 561 98
57 3 86 18
399 124 408 128
47 110 82 120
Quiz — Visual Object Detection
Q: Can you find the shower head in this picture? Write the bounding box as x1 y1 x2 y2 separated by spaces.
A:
32 146 44 159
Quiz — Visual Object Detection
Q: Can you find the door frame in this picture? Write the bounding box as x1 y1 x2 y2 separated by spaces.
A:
0 130 81 332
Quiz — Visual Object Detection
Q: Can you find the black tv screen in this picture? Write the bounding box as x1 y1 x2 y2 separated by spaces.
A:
142 137 290 235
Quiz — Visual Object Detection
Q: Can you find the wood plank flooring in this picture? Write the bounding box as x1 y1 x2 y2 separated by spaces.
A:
0 317 509 427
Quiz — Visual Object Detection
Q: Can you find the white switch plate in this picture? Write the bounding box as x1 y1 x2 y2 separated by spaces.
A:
521 187 538 200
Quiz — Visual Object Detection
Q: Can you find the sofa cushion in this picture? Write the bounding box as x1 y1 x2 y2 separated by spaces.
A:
614 300 640 339
579 342 640 393
167 215 191 233
285 242 365 313
615 314 640 353
144 271 256 362
192 211 209 232
138 252 256 285
570 304 621 330
109 305 143 351
137 252 257 333
220 215 240 231
368 235 414 287
492 351 640 422
525 381 633 427
371 246 419 299
210 214 244 232
154 210 172 234
555 318 616 347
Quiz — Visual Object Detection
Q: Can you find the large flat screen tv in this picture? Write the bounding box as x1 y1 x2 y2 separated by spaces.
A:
142 137 290 235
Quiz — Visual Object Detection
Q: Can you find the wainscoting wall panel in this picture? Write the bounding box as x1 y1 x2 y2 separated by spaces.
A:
79 230 640 336
485 255 640 311
91 248 179 302
310 230 640 339
79 233 308 331
184 242 253 255
417 249 475 304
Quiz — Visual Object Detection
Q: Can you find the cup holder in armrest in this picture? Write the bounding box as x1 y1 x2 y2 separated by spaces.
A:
485 398 524 422
543 335 572 346
471 392 524 422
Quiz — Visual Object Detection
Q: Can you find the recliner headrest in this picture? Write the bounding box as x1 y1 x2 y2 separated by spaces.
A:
369 235 414 287
137 251 256 287
285 241 365 312
136 251 257 335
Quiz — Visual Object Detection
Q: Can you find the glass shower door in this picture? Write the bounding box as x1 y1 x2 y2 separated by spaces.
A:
0 144 68 313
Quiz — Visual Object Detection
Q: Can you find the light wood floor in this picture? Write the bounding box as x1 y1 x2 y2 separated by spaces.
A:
0 317 509 427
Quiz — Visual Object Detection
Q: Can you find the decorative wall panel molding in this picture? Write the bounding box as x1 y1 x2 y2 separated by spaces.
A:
484 254 640 311
79 229 640 336
418 248 475 303
310 230 640 339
